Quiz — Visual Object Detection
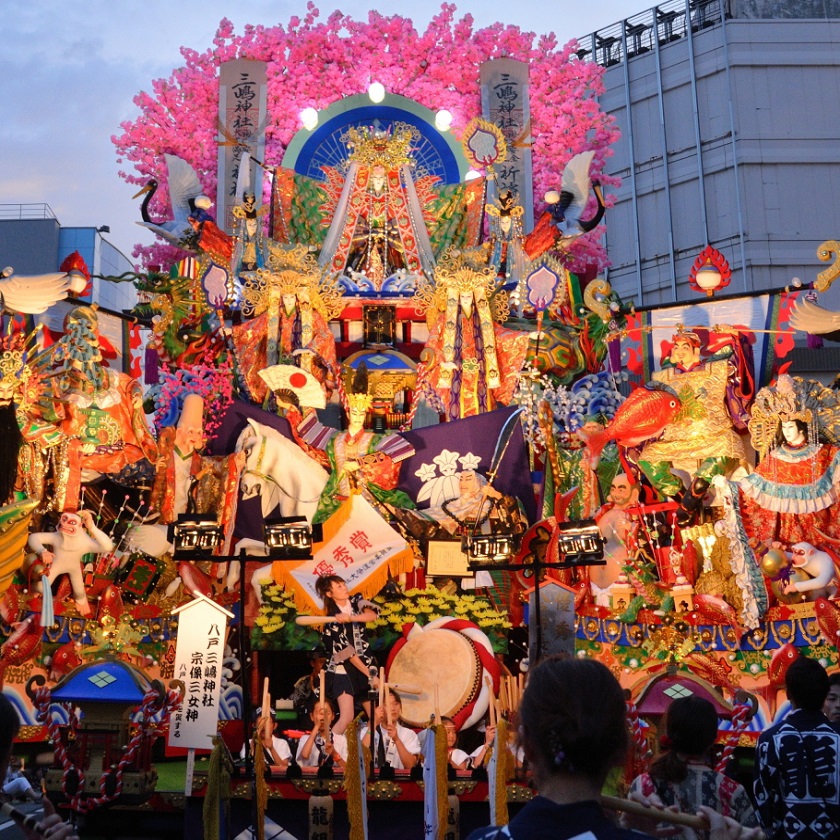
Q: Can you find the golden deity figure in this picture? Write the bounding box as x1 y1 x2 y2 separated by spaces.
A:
638 329 754 497
318 123 438 289
414 247 530 420
231 242 343 402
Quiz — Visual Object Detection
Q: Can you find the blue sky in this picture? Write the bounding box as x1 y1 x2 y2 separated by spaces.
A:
1 0 639 265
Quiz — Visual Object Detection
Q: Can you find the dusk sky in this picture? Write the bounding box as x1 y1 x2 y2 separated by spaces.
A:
2 1 639 265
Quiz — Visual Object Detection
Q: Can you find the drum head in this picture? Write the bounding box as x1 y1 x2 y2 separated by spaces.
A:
388 627 481 728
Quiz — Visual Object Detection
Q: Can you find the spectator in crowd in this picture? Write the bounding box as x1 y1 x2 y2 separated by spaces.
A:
629 695 757 838
3 759 41 803
823 673 840 724
466 656 763 840
0 693 78 840
754 656 840 839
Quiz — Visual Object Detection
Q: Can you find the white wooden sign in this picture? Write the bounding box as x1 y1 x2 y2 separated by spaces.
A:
168 594 234 751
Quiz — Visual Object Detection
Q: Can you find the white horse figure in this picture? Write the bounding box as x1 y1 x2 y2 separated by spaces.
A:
235 418 329 523
230 419 329 592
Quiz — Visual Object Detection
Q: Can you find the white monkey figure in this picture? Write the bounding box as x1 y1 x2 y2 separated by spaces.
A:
28 510 114 617
783 542 839 601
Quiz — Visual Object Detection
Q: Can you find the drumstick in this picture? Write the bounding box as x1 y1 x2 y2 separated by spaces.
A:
296 615 340 626
600 795 709 831
484 676 496 727
387 682 422 695
499 678 509 715
385 683 392 726
0 802 48 838
262 678 271 740
319 669 326 706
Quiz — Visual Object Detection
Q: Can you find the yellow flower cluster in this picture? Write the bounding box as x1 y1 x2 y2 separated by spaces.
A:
254 583 297 635
371 587 512 636
253 583 512 652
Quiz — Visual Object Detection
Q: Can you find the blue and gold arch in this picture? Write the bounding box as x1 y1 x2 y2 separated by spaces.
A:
282 93 468 185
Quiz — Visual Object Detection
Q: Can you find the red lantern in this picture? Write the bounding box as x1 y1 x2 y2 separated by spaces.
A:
689 245 731 296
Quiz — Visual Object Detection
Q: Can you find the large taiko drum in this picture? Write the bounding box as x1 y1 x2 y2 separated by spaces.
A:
386 618 500 729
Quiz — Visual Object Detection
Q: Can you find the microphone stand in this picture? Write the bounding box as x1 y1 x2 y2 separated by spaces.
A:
367 668 379 782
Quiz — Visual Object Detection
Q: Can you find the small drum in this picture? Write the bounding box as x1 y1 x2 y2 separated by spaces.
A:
387 627 481 728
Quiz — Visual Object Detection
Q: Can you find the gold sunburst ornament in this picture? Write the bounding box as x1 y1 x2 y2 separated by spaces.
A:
343 123 418 171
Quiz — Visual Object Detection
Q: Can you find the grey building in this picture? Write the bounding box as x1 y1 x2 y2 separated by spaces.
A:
576 0 840 308
0 203 137 313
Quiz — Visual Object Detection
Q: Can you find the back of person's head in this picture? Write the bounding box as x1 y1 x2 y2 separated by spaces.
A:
786 656 830 711
0 693 20 768
650 695 718 784
518 655 627 783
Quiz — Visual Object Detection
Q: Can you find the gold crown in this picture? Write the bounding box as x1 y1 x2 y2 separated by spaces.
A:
344 123 417 170
265 242 320 275
244 243 344 320
347 391 372 410
0 349 24 387
413 245 509 325
748 375 814 457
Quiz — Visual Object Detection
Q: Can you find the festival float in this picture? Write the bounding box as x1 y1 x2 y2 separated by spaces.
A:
3 5 840 838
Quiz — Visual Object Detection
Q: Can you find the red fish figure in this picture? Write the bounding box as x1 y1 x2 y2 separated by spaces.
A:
0 614 41 687
177 562 214 598
577 386 682 466
767 643 799 690
692 594 745 645
682 652 739 692
97 585 125 623
0 588 21 625
48 640 83 682
815 598 840 645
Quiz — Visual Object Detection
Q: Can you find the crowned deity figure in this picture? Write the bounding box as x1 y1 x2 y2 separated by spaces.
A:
415 247 530 420
287 364 416 524
638 328 754 497
232 190 269 275
231 242 343 403
486 190 527 291
738 375 840 550
317 123 438 289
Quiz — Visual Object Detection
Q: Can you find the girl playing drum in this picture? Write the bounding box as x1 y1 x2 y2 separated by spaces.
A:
315 575 379 735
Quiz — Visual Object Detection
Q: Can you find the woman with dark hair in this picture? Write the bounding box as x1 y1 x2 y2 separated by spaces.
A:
314 574 378 735
467 657 761 840
629 695 757 839
0 693 79 840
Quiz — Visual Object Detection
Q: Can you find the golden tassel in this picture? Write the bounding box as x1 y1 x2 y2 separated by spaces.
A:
344 715 366 840
434 723 448 840
494 718 510 826
254 737 268 840
203 737 233 840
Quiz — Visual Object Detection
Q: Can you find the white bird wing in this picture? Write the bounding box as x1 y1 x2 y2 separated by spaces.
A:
560 150 596 215
0 272 71 314
789 298 840 335
136 220 193 245
165 153 204 225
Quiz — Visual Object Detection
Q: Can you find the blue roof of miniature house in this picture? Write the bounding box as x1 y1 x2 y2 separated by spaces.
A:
345 350 414 371
51 658 152 705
